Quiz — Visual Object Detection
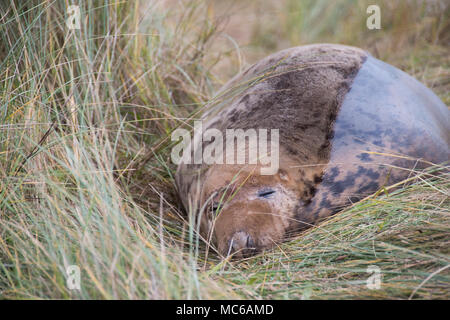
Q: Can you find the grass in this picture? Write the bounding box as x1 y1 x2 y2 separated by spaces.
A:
0 0 448 299
224 167 449 299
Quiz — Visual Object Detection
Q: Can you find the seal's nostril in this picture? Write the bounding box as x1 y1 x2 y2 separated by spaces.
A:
246 234 255 249
227 231 257 257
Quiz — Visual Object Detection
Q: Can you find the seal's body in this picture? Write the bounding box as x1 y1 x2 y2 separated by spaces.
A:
175 44 449 257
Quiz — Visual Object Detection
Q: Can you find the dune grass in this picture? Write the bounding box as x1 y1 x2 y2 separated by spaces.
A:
222 167 449 299
0 0 448 299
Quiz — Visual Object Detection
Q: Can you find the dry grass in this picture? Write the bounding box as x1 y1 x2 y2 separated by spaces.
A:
0 0 448 299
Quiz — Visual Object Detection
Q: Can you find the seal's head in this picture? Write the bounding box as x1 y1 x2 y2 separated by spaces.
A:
195 151 313 258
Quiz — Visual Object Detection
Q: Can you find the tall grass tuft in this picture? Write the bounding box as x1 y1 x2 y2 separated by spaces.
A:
0 0 231 299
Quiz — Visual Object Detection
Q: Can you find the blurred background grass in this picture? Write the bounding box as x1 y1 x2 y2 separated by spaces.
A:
0 0 448 299
210 0 449 103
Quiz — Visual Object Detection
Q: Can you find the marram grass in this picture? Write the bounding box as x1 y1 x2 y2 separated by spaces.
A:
222 167 449 299
0 0 449 299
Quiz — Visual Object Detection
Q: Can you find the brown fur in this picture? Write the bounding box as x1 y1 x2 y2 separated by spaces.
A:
175 44 449 258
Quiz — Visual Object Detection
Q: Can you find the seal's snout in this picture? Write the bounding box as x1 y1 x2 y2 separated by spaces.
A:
214 197 291 258
227 231 256 258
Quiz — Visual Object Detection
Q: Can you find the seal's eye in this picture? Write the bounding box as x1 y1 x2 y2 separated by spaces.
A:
258 189 275 198
211 202 220 215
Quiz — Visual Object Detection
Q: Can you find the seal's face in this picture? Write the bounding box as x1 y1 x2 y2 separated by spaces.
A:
201 164 300 257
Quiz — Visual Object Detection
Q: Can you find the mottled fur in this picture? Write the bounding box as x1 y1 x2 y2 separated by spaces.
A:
175 44 449 257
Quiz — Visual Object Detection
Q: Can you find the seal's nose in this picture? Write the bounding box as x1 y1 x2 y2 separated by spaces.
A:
227 231 256 257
